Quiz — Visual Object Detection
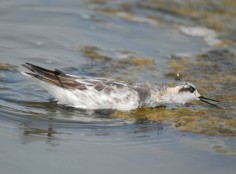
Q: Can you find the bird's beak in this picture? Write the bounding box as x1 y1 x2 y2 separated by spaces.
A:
199 96 220 108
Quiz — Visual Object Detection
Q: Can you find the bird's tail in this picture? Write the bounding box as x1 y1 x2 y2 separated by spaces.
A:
22 63 85 90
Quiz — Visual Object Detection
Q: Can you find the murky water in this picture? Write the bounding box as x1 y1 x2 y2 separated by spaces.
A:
0 0 236 173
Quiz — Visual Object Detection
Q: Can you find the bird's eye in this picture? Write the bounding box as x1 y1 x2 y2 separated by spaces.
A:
189 86 195 93
179 86 195 93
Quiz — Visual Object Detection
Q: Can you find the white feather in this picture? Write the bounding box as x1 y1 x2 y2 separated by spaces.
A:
35 79 140 111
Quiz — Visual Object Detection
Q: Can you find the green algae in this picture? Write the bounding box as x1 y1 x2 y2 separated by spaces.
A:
80 45 156 72
87 0 107 5
112 107 236 136
78 45 159 81
81 45 155 66
0 63 18 71
80 46 112 60
167 49 236 92
118 57 155 66
212 145 236 157
137 0 236 32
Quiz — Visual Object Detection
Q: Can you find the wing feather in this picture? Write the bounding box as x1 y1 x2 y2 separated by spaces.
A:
22 63 129 92
22 63 87 90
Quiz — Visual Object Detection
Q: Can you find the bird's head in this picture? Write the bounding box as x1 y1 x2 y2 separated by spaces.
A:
161 82 219 107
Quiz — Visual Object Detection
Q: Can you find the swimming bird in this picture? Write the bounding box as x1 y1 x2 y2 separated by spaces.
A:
22 63 219 111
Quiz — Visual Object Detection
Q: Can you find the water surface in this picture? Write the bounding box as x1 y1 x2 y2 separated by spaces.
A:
0 0 236 174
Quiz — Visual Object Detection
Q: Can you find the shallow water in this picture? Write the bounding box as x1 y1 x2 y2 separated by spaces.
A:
0 0 236 173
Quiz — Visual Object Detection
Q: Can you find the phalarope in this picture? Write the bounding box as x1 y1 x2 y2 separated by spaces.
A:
22 63 219 111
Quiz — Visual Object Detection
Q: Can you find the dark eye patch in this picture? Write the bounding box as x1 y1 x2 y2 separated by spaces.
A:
179 86 195 93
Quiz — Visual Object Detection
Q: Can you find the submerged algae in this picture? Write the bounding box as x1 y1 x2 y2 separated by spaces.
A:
112 107 236 136
168 49 236 90
137 0 236 32
80 45 155 66
0 63 18 71
80 46 112 60
79 45 157 79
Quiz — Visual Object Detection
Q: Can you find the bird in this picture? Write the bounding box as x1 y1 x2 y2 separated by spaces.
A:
22 63 219 111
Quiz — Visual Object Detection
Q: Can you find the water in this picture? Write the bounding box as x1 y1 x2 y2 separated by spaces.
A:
0 0 236 173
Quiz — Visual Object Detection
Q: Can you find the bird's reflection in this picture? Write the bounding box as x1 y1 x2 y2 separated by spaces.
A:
16 100 166 146
19 120 64 146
